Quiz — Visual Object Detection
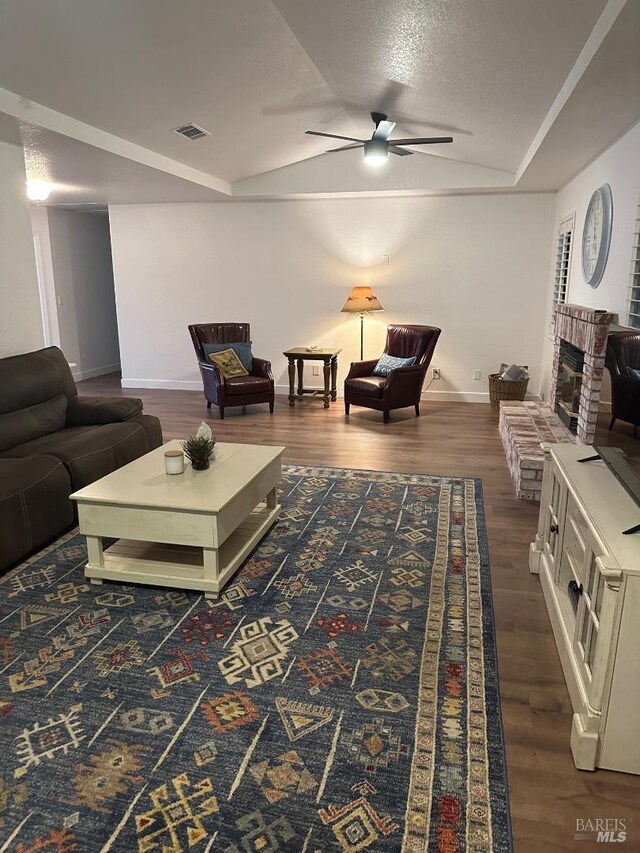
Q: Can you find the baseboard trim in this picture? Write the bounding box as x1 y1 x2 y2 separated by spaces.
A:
425 390 539 403
120 378 540 406
121 378 203 391
73 363 120 381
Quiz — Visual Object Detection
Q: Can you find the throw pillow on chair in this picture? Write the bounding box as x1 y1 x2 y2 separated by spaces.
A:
203 341 253 373
208 348 248 378
372 353 416 377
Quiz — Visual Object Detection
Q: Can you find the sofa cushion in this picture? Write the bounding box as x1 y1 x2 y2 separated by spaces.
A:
0 346 78 452
1 422 152 490
0 394 68 453
0 455 73 571
345 377 387 398
224 375 272 396
0 346 76 414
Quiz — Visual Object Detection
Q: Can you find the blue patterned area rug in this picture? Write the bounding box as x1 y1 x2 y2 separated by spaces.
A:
0 465 511 853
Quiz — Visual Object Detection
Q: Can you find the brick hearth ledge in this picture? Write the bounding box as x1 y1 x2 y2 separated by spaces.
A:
499 401 575 500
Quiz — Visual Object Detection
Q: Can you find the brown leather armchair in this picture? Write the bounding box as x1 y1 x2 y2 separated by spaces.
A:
345 324 441 423
188 323 274 419
605 331 640 438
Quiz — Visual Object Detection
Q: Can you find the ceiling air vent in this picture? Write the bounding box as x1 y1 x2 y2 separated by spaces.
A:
172 123 210 141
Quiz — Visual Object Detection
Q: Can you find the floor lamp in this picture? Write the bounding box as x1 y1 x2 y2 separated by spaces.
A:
341 286 385 360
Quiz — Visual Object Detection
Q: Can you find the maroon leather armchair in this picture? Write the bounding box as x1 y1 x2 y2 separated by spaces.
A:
605 331 640 438
188 323 274 419
345 324 441 423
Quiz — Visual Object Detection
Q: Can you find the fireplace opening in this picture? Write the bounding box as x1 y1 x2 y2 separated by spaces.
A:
556 341 585 434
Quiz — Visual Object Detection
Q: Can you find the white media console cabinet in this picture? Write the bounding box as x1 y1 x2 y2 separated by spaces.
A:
529 443 640 774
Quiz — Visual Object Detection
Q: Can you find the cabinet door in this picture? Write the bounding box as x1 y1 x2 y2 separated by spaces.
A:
542 469 566 580
573 551 617 712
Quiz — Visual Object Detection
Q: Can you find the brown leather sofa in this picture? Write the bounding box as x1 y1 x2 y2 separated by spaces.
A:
0 346 162 572
345 324 441 423
605 331 640 438
188 323 274 419
0 456 75 570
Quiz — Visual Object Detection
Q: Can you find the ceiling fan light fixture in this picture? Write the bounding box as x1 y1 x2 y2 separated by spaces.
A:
363 139 388 167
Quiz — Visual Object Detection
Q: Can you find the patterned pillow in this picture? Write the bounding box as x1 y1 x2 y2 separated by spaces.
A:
372 353 416 377
208 348 248 378
203 341 253 373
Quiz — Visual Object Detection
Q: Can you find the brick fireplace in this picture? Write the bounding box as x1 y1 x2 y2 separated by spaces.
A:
500 303 615 500
550 304 614 444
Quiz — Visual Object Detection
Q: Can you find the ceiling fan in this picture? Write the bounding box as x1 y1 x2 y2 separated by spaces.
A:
305 112 453 166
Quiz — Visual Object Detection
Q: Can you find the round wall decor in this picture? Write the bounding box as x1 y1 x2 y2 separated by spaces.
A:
582 183 613 288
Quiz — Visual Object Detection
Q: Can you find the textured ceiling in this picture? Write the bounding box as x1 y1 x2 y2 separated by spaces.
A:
0 0 635 203
21 123 225 205
270 0 607 173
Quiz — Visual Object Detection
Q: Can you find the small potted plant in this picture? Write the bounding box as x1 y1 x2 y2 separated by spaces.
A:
182 422 216 471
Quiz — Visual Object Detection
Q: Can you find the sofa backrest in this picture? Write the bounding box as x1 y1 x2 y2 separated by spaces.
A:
0 346 77 452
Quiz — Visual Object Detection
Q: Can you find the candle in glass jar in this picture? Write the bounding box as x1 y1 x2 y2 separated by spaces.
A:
164 449 185 475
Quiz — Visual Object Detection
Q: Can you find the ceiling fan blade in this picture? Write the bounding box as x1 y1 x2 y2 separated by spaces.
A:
390 136 454 145
389 145 412 156
326 143 364 152
305 130 365 143
372 119 396 141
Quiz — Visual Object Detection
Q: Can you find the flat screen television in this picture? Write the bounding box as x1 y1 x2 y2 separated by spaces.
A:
580 446 640 534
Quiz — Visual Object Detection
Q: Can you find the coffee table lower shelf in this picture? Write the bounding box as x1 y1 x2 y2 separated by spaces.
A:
84 502 280 598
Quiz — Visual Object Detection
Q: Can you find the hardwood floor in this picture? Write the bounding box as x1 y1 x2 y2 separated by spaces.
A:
79 375 640 852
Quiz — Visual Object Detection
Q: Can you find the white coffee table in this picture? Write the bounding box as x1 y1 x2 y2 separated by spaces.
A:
71 440 283 599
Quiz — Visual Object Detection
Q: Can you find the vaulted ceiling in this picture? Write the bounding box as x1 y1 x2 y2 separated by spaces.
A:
0 0 638 204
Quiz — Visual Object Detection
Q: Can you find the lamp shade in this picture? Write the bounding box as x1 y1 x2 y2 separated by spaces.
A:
341 285 384 314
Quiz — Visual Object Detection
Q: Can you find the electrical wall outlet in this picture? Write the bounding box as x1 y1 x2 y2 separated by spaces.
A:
312 365 320 376
473 369 481 380
432 368 440 380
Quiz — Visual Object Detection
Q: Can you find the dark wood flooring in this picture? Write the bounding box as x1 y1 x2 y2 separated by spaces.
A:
79 375 640 852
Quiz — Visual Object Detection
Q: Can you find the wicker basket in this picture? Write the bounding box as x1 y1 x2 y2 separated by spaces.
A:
488 373 529 413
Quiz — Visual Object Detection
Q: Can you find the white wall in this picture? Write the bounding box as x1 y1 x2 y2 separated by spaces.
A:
109 194 555 400
0 139 43 358
540 119 640 399
31 205 61 349
558 120 640 318
42 208 121 379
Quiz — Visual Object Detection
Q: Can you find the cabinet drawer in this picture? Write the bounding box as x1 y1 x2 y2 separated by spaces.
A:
565 495 588 582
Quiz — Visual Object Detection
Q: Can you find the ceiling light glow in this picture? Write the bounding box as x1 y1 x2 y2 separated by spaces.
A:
26 180 53 202
363 139 389 167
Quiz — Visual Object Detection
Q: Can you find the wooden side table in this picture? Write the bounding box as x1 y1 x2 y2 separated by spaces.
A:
283 348 341 408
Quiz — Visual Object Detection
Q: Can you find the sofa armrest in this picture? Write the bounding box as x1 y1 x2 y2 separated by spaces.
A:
66 395 143 426
252 357 273 379
346 359 379 380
